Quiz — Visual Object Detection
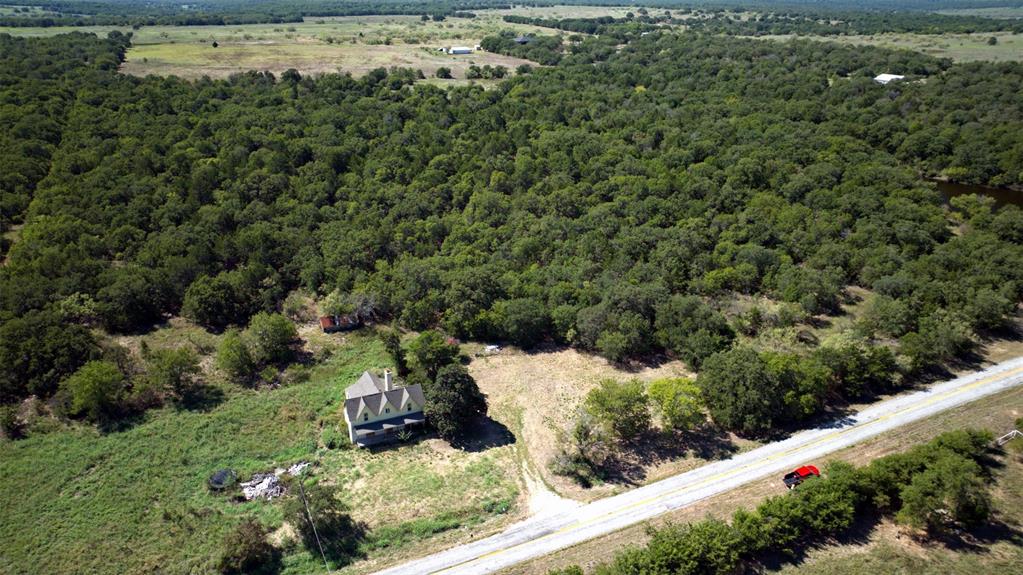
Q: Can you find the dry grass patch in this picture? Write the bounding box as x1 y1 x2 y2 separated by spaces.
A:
468 345 693 501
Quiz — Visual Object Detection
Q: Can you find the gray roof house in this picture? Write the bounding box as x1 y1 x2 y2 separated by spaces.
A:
343 370 426 447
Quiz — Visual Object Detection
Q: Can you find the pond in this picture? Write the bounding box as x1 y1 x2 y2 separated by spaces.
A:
935 179 1023 209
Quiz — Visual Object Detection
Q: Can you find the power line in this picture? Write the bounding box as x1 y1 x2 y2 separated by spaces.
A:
296 478 331 572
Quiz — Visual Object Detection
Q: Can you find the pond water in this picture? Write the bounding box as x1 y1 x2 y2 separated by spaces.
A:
935 179 1023 209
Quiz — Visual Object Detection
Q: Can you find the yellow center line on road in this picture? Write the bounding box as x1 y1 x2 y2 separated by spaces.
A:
429 364 1023 574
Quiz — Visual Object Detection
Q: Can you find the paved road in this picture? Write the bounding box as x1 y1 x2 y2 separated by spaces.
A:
373 356 1023 575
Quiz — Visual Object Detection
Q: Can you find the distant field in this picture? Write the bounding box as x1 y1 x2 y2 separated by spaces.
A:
758 31 1023 62
0 6 641 80
935 6 1023 19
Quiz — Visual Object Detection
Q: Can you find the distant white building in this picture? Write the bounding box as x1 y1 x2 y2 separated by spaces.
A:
874 73 905 85
447 46 473 55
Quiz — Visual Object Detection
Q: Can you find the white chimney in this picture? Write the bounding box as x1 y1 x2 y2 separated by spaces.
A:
383 370 393 392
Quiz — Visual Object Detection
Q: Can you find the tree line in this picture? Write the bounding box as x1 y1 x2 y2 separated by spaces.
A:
550 428 1002 575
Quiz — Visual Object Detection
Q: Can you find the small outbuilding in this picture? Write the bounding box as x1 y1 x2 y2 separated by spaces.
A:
448 46 473 55
513 35 531 44
319 314 361 333
873 73 905 85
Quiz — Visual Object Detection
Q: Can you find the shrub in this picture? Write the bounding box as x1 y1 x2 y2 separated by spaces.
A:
59 361 126 423
245 312 297 366
647 378 704 431
218 519 277 574
583 379 649 441
216 329 256 384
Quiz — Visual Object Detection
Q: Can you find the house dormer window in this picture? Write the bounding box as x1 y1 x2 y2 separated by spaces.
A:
363 413 369 421
407 404 412 411
385 408 390 414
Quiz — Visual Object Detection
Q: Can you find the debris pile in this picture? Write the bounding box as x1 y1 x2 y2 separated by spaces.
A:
240 473 285 500
237 461 312 501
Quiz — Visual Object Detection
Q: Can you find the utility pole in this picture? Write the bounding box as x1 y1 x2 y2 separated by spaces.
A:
297 479 332 575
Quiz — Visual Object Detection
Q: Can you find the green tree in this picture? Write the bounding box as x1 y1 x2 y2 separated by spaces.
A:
897 453 992 534
182 275 238 330
0 308 99 403
407 330 459 380
499 297 549 349
380 327 408 376
647 377 704 431
583 379 650 441
244 312 297 365
654 295 734 369
216 329 256 384
59 360 125 423
698 347 781 435
424 364 487 440
145 347 201 403
435 66 452 79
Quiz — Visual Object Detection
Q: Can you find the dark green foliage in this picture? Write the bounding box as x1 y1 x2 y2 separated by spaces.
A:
813 343 896 399
583 379 650 442
654 295 734 369
546 566 583 575
182 275 239 331
144 347 201 403
896 452 992 533
435 66 452 79
498 297 549 348
216 330 256 384
282 482 364 565
59 360 126 423
380 327 408 376
424 364 487 440
3 26 1023 408
698 347 782 436
245 312 297 366
0 309 99 403
407 330 459 380
217 519 278 575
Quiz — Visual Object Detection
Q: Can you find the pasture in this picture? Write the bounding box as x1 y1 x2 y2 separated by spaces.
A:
0 327 521 575
760 31 1023 63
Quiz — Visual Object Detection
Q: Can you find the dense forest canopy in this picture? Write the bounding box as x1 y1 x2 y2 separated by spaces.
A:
2 23 1023 409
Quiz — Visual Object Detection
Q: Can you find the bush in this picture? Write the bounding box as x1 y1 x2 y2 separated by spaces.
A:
897 452 992 533
583 379 649 441
216 329 256 384
647 378 704 431
218 519 277 574
245 312 297 365
59 361 126 423
435 66 452 79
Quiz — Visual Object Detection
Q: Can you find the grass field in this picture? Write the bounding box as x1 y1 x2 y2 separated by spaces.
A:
0 9 573 79
935 7 1023 19
758 31 1023 63
0 326 521 575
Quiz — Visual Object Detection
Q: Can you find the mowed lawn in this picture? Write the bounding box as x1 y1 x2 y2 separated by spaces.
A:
0 333 520 575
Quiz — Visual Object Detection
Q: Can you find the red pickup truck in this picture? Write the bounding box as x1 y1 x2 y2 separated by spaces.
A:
783 465 820 489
